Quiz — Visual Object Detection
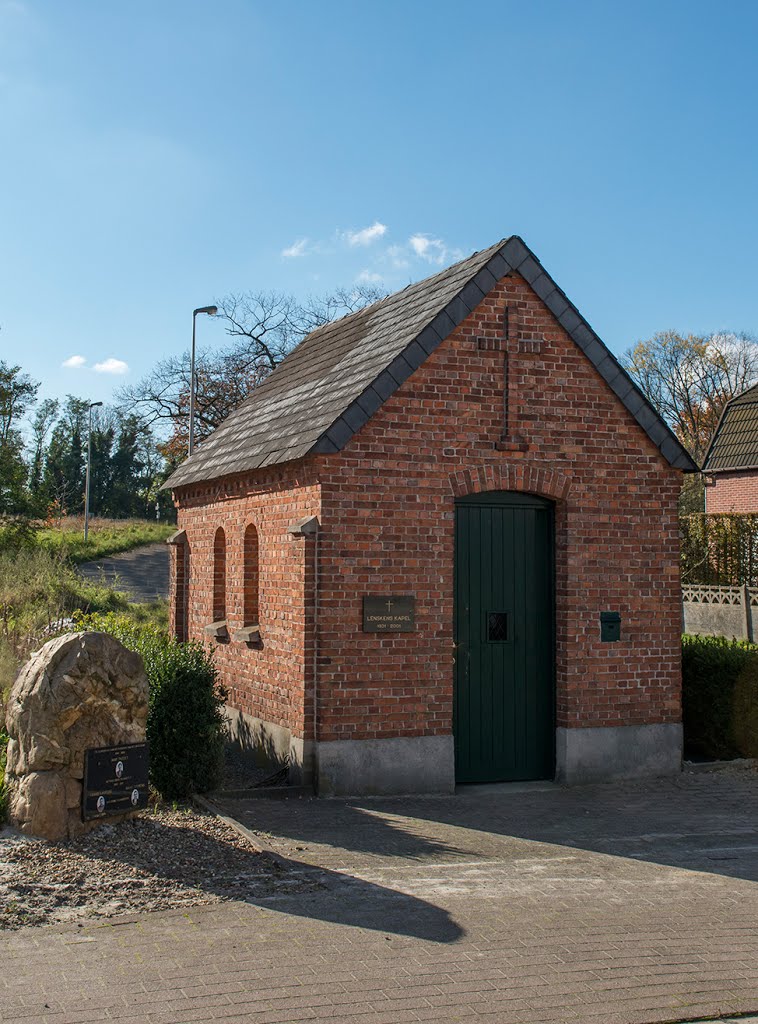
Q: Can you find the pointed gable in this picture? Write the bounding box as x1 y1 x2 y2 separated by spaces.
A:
164 236 696 490
703 384 758 471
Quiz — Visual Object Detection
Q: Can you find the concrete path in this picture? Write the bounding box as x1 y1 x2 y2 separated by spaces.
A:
78 542 169 603
2 767 757 1024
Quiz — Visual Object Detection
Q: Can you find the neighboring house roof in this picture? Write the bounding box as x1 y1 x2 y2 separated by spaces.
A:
164 235 697 490
703 384 758 472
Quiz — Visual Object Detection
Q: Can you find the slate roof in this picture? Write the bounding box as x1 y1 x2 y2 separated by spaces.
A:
164 235 697 490
703 385 758 472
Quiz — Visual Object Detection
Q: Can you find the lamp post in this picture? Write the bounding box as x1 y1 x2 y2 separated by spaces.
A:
84 401 103 543
189 305 218 456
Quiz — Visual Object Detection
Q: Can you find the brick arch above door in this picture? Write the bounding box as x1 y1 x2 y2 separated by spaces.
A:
448 462 572 502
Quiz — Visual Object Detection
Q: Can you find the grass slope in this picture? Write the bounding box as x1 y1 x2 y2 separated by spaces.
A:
38 517 175 563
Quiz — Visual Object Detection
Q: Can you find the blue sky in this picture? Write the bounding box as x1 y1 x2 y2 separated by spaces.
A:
2 0 758 411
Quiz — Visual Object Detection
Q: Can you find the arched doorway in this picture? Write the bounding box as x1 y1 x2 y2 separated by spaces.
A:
454 491 555 782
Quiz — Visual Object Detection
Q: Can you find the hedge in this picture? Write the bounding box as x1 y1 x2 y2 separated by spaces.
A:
73 613 227 799
681 513 758 585
682 634 758 760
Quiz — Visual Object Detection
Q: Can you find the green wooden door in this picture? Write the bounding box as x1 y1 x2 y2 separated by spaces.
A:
454 492 555 783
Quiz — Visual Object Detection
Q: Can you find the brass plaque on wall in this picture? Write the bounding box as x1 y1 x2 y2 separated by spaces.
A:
363 595 415 632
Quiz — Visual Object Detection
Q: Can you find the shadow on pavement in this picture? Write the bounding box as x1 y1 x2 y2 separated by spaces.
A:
51 815 464 943
217 766 758 883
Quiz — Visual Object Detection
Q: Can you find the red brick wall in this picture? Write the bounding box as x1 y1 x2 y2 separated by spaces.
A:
314 273 682 741
171 271 683 745
705 471 758 512
171 465 320 738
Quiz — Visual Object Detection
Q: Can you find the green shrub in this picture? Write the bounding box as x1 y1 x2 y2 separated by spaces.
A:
74 613 227 799
682 634 758 759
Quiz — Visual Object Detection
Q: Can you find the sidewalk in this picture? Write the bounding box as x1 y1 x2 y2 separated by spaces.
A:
2 767 757 1024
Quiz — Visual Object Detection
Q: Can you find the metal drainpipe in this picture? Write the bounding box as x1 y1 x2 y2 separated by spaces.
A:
312 524 320 748
288 515 320 790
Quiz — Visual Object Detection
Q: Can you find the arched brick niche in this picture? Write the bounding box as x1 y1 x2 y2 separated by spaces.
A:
243 522 260 627
213 527 227 623
448 462 572 502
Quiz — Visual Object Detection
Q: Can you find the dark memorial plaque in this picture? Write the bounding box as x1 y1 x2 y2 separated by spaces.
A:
82 742 149 821
363 595 415 632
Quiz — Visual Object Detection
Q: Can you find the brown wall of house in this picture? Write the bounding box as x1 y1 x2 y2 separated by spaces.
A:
705 471 758 513
314 273 683 743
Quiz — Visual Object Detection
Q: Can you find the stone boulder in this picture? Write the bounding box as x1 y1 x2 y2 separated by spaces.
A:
5 631 148 840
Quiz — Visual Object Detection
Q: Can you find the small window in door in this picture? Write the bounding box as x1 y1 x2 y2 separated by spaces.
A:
487 611 509 643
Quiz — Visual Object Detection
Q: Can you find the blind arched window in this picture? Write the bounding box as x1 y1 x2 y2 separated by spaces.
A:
213 527 226 622
243 523 259 626
174 538 190 642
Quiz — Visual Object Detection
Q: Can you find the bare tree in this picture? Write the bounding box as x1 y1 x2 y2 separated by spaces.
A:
117 284 387 460
622 330 758 463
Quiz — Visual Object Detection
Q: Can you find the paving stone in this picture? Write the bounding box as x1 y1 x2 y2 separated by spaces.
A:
1 769 757 1024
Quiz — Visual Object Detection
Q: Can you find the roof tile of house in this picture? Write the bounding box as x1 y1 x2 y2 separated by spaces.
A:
704 385 758 471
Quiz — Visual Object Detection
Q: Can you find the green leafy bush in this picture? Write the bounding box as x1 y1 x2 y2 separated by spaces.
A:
682 634 758 759
74 613 227 798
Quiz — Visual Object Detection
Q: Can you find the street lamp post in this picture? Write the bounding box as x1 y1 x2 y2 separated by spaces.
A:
189 305 218 456
84 401 103 544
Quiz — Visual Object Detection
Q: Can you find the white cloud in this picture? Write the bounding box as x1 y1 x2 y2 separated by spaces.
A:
409 234 448 264
93 357 129 375
356 269 383 284
282 237 309 259
384 245 410 270
62 354 86 369
344 221 387 247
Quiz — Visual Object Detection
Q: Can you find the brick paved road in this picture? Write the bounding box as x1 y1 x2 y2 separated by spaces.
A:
2 768 757 1024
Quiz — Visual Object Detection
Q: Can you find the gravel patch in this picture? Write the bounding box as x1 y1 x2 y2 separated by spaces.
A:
0 805 323 931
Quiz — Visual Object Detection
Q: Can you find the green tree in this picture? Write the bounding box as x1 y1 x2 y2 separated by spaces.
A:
104 415 144 517
39 397 88 516
0 361 39 514
28 398 59 508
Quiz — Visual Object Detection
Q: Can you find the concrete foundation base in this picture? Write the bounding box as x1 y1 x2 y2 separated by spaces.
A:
555 723 683 785
222 711 682 794
315 734 455 797
222 706 313 787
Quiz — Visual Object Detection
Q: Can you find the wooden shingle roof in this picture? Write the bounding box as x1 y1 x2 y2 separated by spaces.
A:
703 385 758 472
164 235 697 490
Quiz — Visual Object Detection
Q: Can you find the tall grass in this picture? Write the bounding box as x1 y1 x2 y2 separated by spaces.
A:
0 546 135 693
0 519 172 820
37 516 175 564
0 524 169 697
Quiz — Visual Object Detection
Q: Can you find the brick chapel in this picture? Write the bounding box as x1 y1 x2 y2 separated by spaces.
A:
163 235 697 795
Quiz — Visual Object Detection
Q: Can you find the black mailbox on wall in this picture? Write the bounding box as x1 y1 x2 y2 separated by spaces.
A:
600 611 621 642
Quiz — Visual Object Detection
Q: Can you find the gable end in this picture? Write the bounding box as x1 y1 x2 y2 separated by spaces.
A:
312 236 697 472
